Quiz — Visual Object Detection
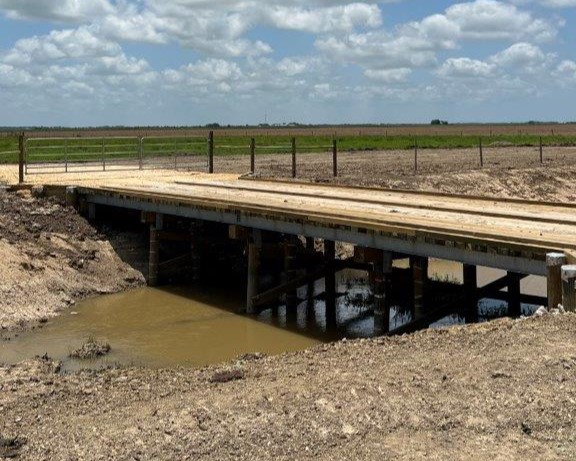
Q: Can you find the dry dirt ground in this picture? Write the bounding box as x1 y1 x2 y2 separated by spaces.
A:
1 152 576 460
0 189 144 331
243 147 576 201
1 314 575 460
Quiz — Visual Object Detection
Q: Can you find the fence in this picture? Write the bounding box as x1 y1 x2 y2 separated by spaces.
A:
9 132 576 183
22 135 209 178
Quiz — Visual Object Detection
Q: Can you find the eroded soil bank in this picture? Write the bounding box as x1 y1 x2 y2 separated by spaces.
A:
1 314 575 460
0 189 144 331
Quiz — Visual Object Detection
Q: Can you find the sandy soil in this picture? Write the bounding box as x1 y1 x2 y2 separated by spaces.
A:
244 147 576 201
0 189 144 331
1 313 575 460
1 150 576 460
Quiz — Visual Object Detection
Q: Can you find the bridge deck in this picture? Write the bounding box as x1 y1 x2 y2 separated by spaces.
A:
75 175 576 276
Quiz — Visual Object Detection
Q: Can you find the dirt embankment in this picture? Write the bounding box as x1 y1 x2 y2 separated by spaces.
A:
1 314 575 460
0 189 144 331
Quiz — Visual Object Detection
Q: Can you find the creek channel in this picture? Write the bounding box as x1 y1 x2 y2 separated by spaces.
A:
0 261 545 371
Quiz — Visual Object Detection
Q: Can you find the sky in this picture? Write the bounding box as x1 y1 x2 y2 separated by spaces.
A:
0 0 576 126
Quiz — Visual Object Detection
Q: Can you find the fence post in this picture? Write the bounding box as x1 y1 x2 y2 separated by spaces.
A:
479 137 484 167
64 138 68 173
539 136 543 164
291 137 296 178
18 132 25 184
332 138 338 178
414 136 418 172
208 131 214 173
139 137 144 170
101 138 106 171
250 138 256 174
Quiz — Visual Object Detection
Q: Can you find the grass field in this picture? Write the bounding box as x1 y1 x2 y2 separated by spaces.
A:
2 131 576 165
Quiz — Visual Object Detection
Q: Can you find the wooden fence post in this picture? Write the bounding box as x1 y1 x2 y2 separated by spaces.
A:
291 137 296 178
332 139 338 177
479 137 484 167
539 136 543 164
208 131 214 173
414 136 418 172
250 138 256 174
18 132 25 184
139 137 144 170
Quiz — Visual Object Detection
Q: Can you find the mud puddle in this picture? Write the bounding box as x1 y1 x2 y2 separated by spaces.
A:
0 261 545 371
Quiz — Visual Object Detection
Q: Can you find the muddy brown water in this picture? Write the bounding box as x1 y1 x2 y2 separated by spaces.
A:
0 261 545 371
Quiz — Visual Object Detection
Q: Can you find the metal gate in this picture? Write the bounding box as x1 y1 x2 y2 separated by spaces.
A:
24 135 209 175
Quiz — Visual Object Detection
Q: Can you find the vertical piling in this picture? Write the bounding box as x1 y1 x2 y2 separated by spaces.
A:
149 225 160 287
285 237 298 321
332 139 338 178
208 131 214 173
373 250 393 335
291 137 297 178
561 265 576 312
463 264 478 323
411 256 428 320
246 241 261 314
507 272 522 317
324 240 337 328
547 253 567 310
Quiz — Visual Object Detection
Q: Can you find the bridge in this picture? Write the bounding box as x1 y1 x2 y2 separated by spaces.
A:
37 173 573 335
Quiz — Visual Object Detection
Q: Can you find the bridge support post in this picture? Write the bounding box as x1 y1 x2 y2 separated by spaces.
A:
373 250 393 335
547 253 567 310
149 225 160 287
324 240 337 329
285 236 299 321
246 240 261 315
88 203 96 220
190 221 203 283
411 256 428 320
561 265 576 312
507 272 522 317
463 264 478 323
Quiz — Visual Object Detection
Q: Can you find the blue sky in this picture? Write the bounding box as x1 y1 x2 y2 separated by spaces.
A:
0 0 575 126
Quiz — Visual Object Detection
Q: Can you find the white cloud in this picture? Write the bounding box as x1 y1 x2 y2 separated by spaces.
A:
3 26 121 65
364 68 412 83
437 58 496 78
0 0 114 22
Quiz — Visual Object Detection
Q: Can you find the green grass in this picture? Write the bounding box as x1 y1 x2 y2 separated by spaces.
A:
1 134 576 164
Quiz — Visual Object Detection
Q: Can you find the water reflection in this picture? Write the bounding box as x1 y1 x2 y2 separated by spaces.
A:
0 260 545 370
